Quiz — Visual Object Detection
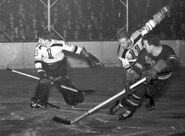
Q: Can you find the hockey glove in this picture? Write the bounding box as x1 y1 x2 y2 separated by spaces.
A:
124 69 139 93
125 69 139 84
80 47 100 67
142 64 157 82
86 53 100 67
153 59 167 73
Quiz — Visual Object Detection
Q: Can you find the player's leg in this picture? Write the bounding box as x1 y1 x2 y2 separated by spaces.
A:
145 92 155 110
118 83 147 120
49 59 84 106
109 99 123 115
145 79 167 110
31 79 51 109
145 84 155 110
55 76 84 106
31 62 52 109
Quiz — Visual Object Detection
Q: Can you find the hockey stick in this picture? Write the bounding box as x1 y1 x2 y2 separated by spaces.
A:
47 102 61 109
6 68 96 94
52 77 146 125
7 68 62 109
7 67 39 80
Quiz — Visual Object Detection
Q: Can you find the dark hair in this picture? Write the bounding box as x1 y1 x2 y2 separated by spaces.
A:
117 30 129 40
142 34 160 46
38 29 52 40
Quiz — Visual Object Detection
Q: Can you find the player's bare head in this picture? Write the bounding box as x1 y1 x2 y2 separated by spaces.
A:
117 31 129 40
38 29 52 41
118 31 129 49
142 34 160 46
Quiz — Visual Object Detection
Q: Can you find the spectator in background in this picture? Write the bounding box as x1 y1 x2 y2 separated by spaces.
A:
73 30 80 41
87 31 93 41
97 32 103 40
0 0 185 42
25 24 34 41
169 17 179 39
13 27 21 42
32 18 38 30
39 19 47 31
0 33 7 42
159 31 167 40
19 27 26 42
16 3 26 22
32 29 38 41
62 29 68 40
179 23 185 40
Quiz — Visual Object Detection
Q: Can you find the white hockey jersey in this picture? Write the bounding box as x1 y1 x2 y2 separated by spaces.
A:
34 39 82 69
118 6 170 69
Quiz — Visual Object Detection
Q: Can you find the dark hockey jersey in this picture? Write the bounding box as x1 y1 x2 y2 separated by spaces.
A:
118 6 170 69
133 45 177 80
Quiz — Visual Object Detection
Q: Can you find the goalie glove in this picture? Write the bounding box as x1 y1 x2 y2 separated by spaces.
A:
80 47 100 67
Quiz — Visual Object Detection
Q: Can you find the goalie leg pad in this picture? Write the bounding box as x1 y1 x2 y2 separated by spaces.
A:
31 83 50 108
59 87 84 105
55 77 84 105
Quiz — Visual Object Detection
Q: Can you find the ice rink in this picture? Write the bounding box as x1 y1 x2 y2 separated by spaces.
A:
0 66 185 136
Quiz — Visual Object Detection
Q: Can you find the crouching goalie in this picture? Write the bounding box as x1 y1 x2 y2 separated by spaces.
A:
109 34 177 120
31 29 100 109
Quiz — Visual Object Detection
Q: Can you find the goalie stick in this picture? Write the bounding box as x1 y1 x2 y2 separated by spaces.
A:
52 77 146 125
6 68 96 94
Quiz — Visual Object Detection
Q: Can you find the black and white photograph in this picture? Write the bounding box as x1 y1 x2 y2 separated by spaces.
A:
0 0 185 135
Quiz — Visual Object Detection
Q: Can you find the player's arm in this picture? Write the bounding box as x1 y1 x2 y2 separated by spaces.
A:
62 41 83 54
63 42 100 67
130 6 170 46
140 6 170 36
124 50 146 85
131 49 147 75
155 49 177 74
118 49 130 68
34 44 47 78
117 44 125 58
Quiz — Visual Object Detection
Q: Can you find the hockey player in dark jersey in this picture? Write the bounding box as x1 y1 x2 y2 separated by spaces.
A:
117 5 170 69
109 34 177 120
111 5 170 111
30 29 100 109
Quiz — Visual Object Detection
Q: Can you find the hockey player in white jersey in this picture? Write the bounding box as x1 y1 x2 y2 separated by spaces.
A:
117 5 170 69
31 29 100 108
110 5 170 113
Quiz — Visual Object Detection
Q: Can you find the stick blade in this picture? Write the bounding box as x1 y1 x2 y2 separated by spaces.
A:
52 116 71 125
